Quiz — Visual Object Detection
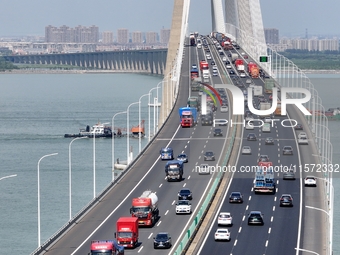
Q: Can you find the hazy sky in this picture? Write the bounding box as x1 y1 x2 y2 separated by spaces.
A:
0 0 338 38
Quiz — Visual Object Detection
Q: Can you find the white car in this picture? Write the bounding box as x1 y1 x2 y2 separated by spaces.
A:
240 73 246 78
217 212 233 226
175 200 191 214
212 65 218 70
298 137 309 145
245 122 254 130
264 117 272 123
222 56 227 61
298 132 307 139
212 69 218 76
304 176 317 187
220 105 228 112
207 55 212 60
241 146 251 155
214 228 231 241
246 79 252 84
198 164 211 175
245 116 253 122
226 64 232 69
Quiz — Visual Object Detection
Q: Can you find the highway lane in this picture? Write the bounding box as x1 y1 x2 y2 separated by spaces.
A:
41 39 232 255
196 41 306 254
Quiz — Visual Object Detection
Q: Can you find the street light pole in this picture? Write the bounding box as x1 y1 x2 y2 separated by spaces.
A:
0 174 17 181
127 102 139 165
139 93 150 154
37 152 58 248
93 132 96 199
148 82 162 142
68 137 87 221
112 111 126 181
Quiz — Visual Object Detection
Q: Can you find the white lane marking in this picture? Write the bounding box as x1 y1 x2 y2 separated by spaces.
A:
249 196 252 201
159 183 163 188
273 206 276 211
206 140 208 143
268 228 271 234
71 125 182 254
277 180 279 185
265 240 268 247
181 150 184 154
185 145 187 149
157 221 162 226
188 175 191 179
172 200 175 205
238 227 242 233
198 156 201 159
274 197 277 202
246 205 249 211
169 177 214 255
148 233 153 239
271 216 273 222
138 246 143 253
204 145 206 148
234 240 238 246
201 150 204 153
242 215 245 221
183 183 186 187
165 210 169 215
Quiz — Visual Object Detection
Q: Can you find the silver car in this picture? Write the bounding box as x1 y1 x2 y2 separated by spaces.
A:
198 164 211 175
241 146 251 155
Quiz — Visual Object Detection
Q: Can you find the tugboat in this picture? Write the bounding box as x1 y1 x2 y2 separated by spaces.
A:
309 108 340 121
131 120 145 138
64 122 113 138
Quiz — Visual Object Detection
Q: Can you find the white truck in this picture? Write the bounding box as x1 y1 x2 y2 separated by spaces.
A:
259 102 272 118
231 53 238 63
202 69 210 79
253 85 263 96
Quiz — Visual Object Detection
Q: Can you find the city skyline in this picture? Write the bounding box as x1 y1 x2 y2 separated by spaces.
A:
0 0 339 38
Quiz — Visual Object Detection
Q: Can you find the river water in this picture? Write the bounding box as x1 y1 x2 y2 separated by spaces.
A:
0 72 338 254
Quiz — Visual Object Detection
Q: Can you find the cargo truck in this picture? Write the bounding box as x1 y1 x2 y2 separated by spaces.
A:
235 59 245 73
258 102 272 118
247 62 260 78
89 240 124 255
187 96 200 110
190 34 196 46
254 164 275 194
253 86 263 97
130 190 159 226
231 53 238 63
264 78 275 93
179 107 197 127
115 217 139 248
200 60 209 71
165 160 184 181
191 77 201 91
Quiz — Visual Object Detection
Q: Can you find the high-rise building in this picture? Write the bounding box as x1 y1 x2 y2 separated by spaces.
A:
145 32 157 44
264 28 279 44
102 31 114 44
132 31 143 43
160 28 170 44
117 28 129 44
44 25 99 43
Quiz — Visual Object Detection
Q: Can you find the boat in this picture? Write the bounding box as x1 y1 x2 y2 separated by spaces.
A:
131 120 145 137
64 122 113 138
307 108 340 120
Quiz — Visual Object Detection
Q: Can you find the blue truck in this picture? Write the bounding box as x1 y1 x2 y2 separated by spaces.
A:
179 107 197 127
165 160 184 182
254 166 275 194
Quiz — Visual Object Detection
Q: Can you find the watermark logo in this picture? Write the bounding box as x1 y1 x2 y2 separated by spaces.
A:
223 85 311 116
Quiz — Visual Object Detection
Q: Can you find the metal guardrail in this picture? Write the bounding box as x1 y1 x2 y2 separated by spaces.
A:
173 123 237 255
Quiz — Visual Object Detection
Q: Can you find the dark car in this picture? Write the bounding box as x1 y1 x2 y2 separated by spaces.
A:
248 211 264 225
294 124 303 130
178 188 192 200
265 137 274 145
201 115 213 126
279 194 293 207
282 146 293 155
204 151 215 161
153 232 172 249
213 128 223 137
176 153 188 163
247 133 257 141
211 61 215 65
226 60 230 64
257 155 270 163
229 70 235 75
229 192 243 203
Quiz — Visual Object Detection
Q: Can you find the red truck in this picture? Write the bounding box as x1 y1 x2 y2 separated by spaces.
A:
234 59 244 68
199 60 209 71
130 190 159 226
89 240 124 255
115 217 139 248
247 62 260 78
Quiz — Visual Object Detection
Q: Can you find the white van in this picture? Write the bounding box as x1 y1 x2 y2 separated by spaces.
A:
262 123 271 132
